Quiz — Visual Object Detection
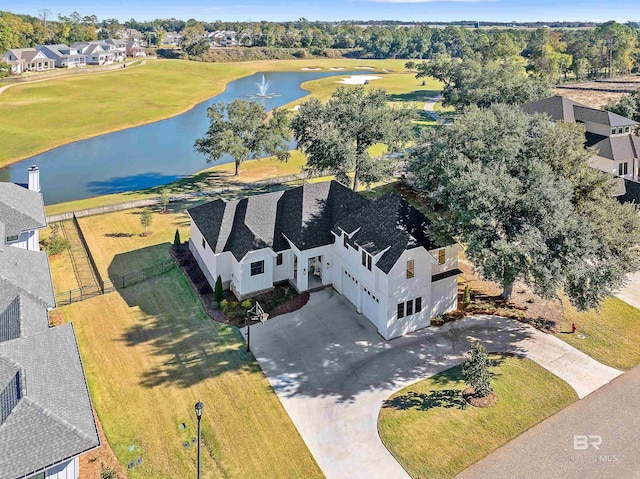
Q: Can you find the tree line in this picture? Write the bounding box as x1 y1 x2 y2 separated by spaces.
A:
2 10 639 79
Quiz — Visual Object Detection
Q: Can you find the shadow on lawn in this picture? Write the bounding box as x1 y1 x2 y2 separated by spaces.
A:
387 89 441 102
115 267 260 389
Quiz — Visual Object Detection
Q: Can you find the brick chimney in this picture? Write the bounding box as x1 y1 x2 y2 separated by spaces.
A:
28 165 40 192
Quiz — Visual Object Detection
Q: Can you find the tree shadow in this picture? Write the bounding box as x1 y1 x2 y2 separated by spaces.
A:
105 232 135 238
382 389 467 411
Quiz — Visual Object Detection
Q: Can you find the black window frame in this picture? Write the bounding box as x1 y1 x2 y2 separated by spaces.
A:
367 254 372 271
250 260 265 276
343 233 349 249
397 302 405 319
362 249 367 266
406 299 413 316
276 253 283 266
201 238 206 249
415 297 422 312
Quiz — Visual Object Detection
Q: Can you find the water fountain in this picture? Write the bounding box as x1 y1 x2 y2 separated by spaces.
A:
250 74 279 99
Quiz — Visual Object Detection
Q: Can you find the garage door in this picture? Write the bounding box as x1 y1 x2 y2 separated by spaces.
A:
362 286 379 327
342 269 359 307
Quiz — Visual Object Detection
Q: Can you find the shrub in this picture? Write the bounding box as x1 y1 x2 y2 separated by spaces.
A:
211 300 220 310
220 299 229 312
462 342 492 398
44 224 70 256
100 466 118 479
462 285 471 309
241 299 253 310
214 275 224 302
173 229 181 248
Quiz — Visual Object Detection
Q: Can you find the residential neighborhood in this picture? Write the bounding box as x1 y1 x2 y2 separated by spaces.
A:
1 3 640 479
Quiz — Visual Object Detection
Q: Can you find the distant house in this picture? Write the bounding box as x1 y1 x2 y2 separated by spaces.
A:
0 167 45 250
523 96 640 182
208 30 238 47
0 167 100 479
36 44 87 68
125 39 146 57
162 31 183 46
188 180 461 340
72 42 115 65
1 48 55 74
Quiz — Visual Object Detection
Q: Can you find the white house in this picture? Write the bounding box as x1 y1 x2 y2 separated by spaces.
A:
36 44 87 68
0 168 100 479
188 181 462 340
72 42 115 65
1 48 55 74
523 95 640 182
0 167 46 251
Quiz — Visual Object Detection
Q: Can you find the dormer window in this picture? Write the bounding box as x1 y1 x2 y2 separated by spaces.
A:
619 162 629 176
361 250 372 271
619 127 624 134
406 259 415 279
6 235 18 243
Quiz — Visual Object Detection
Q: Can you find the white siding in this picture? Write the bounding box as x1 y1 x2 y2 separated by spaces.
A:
431 276 458 318
45 457 78 479
429 245 460 276
273 250 294 283
237 249 275 296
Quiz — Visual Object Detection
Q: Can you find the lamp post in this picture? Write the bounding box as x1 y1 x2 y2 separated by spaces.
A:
195 401 204 479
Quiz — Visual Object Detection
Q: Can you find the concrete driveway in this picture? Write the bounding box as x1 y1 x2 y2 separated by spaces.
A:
248 289 621 479
616 271 640 310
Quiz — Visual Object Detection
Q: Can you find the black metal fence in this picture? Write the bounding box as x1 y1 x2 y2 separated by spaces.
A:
55 259 175 306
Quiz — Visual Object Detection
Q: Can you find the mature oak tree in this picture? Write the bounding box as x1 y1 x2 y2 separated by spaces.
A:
195 99 291 176
410 104 640 309
291 86 414 191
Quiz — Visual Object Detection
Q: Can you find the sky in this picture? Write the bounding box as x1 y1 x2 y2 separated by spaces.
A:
3 0 637 23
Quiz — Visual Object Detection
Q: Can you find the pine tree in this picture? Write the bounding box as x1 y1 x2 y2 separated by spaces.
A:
214 275 223 303
173 228 181 248
462 343 492 397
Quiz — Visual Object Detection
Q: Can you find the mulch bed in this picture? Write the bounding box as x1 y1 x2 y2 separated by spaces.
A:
270 291 310 318
462 387 498 408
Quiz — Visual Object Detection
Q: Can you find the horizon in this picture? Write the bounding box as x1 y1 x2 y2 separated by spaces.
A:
7 1 638 24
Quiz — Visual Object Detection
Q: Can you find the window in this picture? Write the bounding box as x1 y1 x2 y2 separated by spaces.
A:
612 128 617 135
415 297 422 312
276 253 283 266
619 127 624 134
438 249 446 265
250 260 264 276
406 299 413 316
202 238 206 249
619 162 629 176
406 259 415 279
343 233 349 249
367 255 372 271
625 126 630 133
397 302 405 319
362 249 367 266
5 235 18 243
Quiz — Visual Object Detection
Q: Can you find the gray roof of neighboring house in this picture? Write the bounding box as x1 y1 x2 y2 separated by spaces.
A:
0 323 100 479
0 246 55 308
587 133 640 161
189 181 449 273
0 183 46 237
617 178 640 206
333 192 445 273
522 95 638 127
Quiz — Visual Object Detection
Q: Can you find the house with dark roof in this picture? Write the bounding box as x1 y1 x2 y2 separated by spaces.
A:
188 181 461 339
0 168 99 479
35 44 87 69
522 95 640 182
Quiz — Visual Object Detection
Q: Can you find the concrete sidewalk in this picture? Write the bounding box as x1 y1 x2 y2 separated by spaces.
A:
248 290 621 479
616 271 640 310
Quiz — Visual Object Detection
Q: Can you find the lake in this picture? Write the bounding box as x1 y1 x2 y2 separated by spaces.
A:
0 70 367 205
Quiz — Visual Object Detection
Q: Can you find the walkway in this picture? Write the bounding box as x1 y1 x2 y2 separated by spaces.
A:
616 271 640 310
423 95 444 121
458 364 640 479
248 290 621 479
60 219 101 298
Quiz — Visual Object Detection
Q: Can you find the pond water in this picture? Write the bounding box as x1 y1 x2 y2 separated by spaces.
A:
1 70 367 205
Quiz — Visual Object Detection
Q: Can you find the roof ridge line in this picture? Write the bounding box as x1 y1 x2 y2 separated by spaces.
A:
20 396 98 444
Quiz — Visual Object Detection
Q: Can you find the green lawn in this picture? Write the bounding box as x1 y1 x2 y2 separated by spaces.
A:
554 296 640 371
378 355 577 479
62 268 323 478
1 58 413 168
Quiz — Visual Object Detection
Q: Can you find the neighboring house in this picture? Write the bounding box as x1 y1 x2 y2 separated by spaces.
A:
522 96 640 182
117 28 143 41
208 30 238 47
35 44 86 68
0 167 45 250
105 38 131 59
162 32 183 46
0 169 100 479
72 43 114 65
188 181 461 340
125 40 146 57
1 48 55 74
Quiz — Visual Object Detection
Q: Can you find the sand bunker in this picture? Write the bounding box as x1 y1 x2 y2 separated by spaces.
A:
337 75 382 85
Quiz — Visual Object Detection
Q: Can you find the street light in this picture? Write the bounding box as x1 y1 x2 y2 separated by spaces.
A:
195 401 204 479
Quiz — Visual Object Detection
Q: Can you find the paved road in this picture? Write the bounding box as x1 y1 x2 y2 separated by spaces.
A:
616 271 640 310
247 290 620 479
458 364 640 479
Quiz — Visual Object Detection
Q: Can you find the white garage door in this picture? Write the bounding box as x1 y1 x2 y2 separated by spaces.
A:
342 269 359 307
362 286 379 327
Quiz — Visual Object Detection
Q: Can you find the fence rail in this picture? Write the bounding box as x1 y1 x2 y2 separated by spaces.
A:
55 258 175 306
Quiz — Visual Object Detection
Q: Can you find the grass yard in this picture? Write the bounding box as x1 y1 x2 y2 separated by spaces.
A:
62 268 322 479
0 58 412 167
378 355 577 479
40 225 80 294
75 203 194 279
554 296 640 371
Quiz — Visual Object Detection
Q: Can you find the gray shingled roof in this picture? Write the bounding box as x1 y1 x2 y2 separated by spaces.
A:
188 181 369 260
0 324 100 479
522 95 638 127
587 133 640 161
618 178 640 207
0 184 46 238
190 181 449 274
0 247 54 308
333 193 445 273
